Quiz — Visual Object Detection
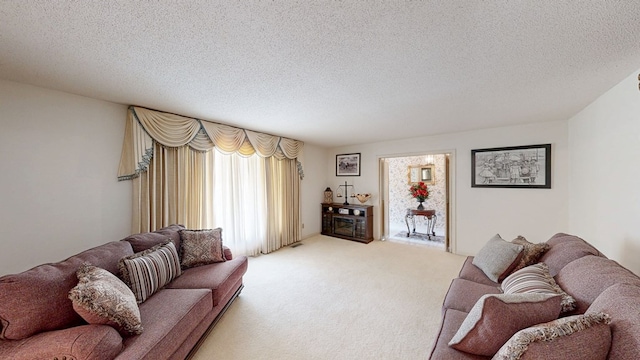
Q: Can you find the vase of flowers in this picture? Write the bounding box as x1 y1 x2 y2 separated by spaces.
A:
409 181 429 210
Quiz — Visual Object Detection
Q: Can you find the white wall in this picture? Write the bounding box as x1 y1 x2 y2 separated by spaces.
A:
568 69 640 275
328 120 569 256
0 80 131 275
299 143 329 238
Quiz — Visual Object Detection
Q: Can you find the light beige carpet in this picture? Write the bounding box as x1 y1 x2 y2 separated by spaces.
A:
192 235 465 360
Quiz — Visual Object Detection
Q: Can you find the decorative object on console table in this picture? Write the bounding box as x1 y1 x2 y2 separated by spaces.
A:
336 153 361 176
321 203 373 243
409 181 429 210
323 187 333 204
335 181 355 205
355 193 371 204
471 144 551 188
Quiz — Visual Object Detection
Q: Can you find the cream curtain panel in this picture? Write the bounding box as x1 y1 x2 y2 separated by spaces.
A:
118 106 304 180
131 143 214 234
118 106 303 255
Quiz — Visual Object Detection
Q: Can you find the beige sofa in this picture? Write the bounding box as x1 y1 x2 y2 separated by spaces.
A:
429 233 640 359
0 224 248 360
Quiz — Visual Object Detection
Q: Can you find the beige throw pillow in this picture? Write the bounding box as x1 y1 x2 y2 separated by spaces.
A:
472 234 524 282
68 264 143 335
119 241 182 303
448 293 562 356
494 312 611 360
501 262 576 313
179 228 226 269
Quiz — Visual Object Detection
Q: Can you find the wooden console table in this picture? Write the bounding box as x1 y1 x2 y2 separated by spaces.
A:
321 203 373 243
405 209 436 239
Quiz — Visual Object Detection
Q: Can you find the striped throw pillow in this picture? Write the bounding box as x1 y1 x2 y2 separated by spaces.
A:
501 262 576 313
118 241 181 303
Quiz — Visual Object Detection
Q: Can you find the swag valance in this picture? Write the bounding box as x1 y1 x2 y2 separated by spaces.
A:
117 106 304 180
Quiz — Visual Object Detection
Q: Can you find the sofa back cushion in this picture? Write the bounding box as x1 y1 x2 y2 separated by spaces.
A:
121 224 185 253
122 232 171 253
555 255 640 314
539 233 604 277
586 283 640 360
154 224 185 250
0 241 134 340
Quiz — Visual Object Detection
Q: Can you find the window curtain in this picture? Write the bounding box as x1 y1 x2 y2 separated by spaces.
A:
212 150 267 256
118 106 303 255
264 156 300 253
131 142 214 234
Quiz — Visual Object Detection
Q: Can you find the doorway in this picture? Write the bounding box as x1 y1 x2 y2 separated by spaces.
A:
378 152 453 252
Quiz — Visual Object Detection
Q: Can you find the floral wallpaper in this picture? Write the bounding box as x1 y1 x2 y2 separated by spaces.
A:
388 155 446 236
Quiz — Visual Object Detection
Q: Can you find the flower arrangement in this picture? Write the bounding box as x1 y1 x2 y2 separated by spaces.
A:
409 181 429 202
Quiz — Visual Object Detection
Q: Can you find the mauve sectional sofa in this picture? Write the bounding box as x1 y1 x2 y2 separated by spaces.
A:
0 224 248 360
429 233 640 359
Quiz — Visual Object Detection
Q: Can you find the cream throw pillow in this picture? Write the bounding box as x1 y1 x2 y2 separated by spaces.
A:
68 263 143 335
501 262 576 313
472 234 524 282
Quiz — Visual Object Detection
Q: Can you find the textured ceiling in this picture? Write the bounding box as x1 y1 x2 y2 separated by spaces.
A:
1 1 639 147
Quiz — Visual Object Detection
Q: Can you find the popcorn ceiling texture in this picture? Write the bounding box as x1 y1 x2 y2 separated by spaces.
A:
1 1 639 147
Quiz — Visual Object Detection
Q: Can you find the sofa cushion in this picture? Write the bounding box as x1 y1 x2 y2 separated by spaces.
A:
555 255 640 314
443 278 502 313
457 257 500 287
0 324 123 360
0 241 134 340
429 308 489 360
122 232 172 253
494 312 611 360
539 233 603 277
448 293 562 356
472 234 524 283
179 228 226 269
511 236 550 272
154 224 185 250
586 283 640 360
501 263 576 313
69 264 142 335
119 241 182 304
167 256 248 306
115 288 212 360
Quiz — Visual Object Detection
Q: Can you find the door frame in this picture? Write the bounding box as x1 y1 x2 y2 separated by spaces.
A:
377 150 457 253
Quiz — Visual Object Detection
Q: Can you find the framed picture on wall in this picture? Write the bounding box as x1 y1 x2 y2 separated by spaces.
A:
471 144 551 188
336 153 361 176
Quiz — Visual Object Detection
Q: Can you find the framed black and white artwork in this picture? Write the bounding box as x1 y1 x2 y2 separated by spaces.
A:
471 144 551 188
336 153 361 176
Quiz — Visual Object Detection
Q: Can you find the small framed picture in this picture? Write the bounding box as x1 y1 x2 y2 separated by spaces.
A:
336 153 361 176
471 144 551 188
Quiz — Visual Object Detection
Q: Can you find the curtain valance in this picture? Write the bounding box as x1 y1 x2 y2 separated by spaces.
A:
118 106 304 180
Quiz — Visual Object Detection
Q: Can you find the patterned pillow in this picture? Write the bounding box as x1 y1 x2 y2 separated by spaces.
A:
501 262 576 313
511 235 550 272
494 312 611 360
472 234 524 282
448 293 562 356
118 241 182 303
68 264 143 335
179 228 226 269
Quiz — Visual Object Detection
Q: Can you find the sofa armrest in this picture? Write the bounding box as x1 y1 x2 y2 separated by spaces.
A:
224 246 233 260
0 325 123 360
